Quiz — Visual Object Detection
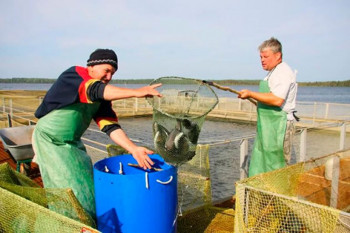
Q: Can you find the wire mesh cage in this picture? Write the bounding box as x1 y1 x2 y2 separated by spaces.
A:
235 149 350 233
146 77 218 166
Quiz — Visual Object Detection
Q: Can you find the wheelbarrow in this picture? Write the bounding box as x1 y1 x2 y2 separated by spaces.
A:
0 125 35 172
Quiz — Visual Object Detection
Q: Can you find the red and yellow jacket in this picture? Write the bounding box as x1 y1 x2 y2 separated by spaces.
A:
35 66 120 135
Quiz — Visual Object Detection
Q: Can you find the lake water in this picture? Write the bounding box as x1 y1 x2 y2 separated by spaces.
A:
1 83 349 104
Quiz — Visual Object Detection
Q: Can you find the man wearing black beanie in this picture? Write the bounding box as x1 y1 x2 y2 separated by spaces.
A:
87 48 118 70
32 48 162 222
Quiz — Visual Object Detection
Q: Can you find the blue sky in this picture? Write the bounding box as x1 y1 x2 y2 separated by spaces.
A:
0 0 349 82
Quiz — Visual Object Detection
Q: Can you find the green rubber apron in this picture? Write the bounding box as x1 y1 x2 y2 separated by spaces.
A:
32 102 100 218
248 80 287 177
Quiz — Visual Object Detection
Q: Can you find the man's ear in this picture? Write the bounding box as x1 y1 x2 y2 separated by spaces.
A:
276 52 282 60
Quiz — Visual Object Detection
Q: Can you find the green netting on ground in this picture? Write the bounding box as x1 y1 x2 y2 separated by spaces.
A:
146 77 218 166
0 163 98 232
235 149 350 233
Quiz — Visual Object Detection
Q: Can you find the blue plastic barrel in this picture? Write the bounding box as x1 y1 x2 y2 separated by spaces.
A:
94 154 177 233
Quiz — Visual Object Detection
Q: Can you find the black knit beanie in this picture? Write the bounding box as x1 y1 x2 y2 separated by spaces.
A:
87 49 118 70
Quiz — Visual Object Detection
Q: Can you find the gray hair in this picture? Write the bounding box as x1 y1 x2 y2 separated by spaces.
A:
258 37 282 55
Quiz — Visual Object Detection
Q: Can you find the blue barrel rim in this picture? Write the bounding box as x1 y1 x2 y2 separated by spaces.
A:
94 153 175 176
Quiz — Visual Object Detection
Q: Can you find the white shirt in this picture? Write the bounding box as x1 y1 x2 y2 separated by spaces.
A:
264 62 298 120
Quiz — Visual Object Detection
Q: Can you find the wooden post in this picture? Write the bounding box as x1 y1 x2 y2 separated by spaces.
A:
2 97 5 113
240 138 249 180
38 96 43 105
312 102 316 126
7 113 12 127
238 98 242 111
135 98 138 113
330 156 340 209
299 128 307 162
9 99 13 117
324 103 329 119
340 122 346 150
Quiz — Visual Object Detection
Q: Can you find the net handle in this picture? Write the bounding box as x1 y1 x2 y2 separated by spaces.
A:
202 80 257 106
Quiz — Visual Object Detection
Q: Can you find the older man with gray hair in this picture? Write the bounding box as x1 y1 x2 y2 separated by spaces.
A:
239 37 298 177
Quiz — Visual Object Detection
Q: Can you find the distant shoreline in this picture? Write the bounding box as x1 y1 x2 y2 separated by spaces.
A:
0 77 349 87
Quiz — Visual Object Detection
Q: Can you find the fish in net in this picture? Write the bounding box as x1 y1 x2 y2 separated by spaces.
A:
147 77 218 166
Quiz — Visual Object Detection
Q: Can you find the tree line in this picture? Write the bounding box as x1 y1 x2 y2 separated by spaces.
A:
0 77 349 87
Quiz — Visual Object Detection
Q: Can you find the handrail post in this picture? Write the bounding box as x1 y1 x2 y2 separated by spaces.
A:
330 156 340 208
312 102 316 126
300 128 307 162
9 98 13 117
340 122 346 150
135 98 138 113
240 138 249 180
7 113 12 127
2 97 5 113
38 96 43 105
324 103 329 119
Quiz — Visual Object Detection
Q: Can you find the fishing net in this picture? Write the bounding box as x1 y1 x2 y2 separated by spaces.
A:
146 77 218 166
176 144 236 233
235 149 350 233
0 163 98 232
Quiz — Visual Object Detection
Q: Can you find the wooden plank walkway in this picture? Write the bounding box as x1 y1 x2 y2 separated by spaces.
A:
0 141 42 187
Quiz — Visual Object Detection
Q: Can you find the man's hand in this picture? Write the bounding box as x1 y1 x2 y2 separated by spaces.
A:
109 129 155 170
238 89 284 107
130 146 155 170
238 89 251 99
135 83 163 98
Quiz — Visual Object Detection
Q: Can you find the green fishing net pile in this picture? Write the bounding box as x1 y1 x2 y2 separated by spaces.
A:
0 163 97 232
146 77 218 166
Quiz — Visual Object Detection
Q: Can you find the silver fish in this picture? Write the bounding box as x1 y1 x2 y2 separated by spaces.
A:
153 119 199 166
153 121 169 154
